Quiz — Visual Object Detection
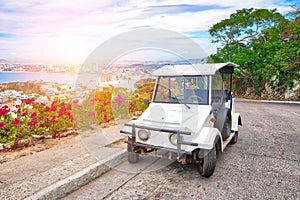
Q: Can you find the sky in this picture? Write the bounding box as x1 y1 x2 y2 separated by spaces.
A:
0 0 296 65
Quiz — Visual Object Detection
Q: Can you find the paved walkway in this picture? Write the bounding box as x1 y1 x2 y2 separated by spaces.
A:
0 122 128 200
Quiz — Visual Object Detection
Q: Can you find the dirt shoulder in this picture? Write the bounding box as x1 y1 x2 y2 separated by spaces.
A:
0 134 78 164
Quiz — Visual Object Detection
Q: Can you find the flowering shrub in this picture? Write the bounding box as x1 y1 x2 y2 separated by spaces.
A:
94 88 114 124
73 88 114 130
0 78 156 147
73 81 155 128
73 97 98 130
112 87 130 119
35 100 75 138
129 82 155 115
0 105 16 143
0 98 75 145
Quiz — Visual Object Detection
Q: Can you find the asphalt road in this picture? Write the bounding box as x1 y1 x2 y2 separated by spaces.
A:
65 101 300 200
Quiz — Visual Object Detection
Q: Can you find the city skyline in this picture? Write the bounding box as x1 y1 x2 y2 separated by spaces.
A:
0 0 295 65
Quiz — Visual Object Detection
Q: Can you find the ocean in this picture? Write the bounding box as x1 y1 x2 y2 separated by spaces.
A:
0 72 87 84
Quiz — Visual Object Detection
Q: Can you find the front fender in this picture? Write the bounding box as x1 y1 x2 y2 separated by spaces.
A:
185 127 223 152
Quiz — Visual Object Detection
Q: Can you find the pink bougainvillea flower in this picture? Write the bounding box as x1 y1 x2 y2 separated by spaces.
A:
21 112 27 117
11 118 21 125
104 101 110 105
30 112 37 118
15 105 20 109
45 106 51 112
39 123 45 128
0 106 10 115
68 114 74 121
52 100 58 105
22 98 35 105
67 104 72 110
27 120 37 127
58 107 67 117
0 122 5 128
50 116 56 122
130 101 135 106
73 99 79 104
88 111 95 117
91 98 96 104
74 123 78 130
51 105 57 112
114 94 126 105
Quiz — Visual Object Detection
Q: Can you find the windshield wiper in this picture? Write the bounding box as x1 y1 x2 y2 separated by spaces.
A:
183 103 191 109
169 96 190 109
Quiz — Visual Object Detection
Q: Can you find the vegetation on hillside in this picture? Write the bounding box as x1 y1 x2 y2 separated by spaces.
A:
0 99 75 147
73 78 155 130
0 81 47 96
208 6 300 99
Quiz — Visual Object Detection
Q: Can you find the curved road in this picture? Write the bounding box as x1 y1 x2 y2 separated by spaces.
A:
65 101 300 200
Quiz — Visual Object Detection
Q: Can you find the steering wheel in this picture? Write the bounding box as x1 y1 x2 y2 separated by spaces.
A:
189 95 204 103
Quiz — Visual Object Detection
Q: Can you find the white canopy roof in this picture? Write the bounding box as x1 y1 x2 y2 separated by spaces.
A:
152 62 239 76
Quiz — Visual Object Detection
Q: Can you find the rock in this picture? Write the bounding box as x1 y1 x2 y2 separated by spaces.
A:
284 89 294 99
245 87 255 96
284 80 300 99
32 135 45 139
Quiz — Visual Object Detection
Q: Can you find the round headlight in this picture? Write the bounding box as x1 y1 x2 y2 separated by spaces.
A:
169 133 177 146
138 129 150 141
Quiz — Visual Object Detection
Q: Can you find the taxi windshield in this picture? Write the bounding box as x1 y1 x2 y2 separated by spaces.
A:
153 76 209 105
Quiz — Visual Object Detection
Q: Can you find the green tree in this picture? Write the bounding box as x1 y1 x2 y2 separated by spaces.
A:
273 7 300 88
208 8 297 96
209 8 285 45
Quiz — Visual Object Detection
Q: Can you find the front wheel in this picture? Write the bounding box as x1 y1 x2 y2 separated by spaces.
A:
127 140 139 163
197 146 216 178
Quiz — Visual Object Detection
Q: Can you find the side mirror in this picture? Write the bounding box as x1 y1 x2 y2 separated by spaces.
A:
143 98 149 106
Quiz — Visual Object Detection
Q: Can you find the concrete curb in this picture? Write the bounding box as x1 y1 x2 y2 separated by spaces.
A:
24 150 127 200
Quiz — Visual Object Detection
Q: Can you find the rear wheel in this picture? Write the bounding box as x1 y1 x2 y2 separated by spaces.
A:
127 139 139 163
197 146 216 178
230 131 238 144
221 115 231 140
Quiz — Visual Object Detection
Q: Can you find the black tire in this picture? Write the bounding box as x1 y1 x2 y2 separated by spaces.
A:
221 115 231 140
127 141 139 163
198 146 216 178
230 131 238 144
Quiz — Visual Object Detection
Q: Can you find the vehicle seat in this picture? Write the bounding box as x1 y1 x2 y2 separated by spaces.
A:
184 89 208 104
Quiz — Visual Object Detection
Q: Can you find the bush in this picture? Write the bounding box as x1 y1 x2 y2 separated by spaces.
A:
129 82 155 115
112 87 130 119
0 98 75 144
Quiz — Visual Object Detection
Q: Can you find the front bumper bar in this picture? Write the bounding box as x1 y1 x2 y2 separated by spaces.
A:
121 123 197 159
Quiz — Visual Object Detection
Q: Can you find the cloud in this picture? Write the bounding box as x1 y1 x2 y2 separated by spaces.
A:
0 0 295 64
141 4 229 16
